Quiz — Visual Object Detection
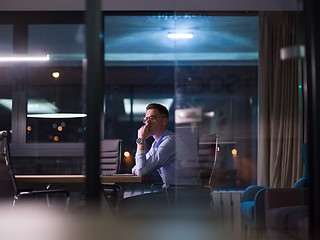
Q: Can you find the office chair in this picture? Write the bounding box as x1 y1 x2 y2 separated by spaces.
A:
119 133 220 217
0 130 70 208
164 133 220 215
100 139 123 210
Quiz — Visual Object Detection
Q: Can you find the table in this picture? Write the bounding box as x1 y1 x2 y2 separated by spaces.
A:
15 174 142 184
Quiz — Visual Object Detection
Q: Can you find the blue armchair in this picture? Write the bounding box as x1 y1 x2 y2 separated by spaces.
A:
240 177 308 239
241 185 270 238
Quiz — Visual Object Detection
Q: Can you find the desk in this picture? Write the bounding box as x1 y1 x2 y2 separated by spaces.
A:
15 174 142 184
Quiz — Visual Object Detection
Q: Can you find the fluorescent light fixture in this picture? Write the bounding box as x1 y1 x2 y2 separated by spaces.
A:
167 32 194 39
280 45 305 60
0 54 50 62
175 108 202 124
123 98 174 115
0 99 12 111
28 99 58 113
27 113 87 119
0 99 57 113
0 98 86 119
204 111 215 118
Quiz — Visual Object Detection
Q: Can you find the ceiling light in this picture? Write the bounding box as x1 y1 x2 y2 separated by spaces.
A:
167 32 194 39
52 72 60 78
123 98 174 115
27 113 87 119
0 54 50 62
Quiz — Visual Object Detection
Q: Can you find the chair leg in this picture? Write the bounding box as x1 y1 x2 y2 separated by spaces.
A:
46 194 51 207
241 222 248 240
245 227 265 240
46 184 51 207
65 195 70 212
12 195 19 206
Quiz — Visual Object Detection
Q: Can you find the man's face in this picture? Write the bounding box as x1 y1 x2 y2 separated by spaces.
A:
144 109 168 136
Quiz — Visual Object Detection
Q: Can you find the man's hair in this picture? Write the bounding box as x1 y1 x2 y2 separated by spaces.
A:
146 103 169 119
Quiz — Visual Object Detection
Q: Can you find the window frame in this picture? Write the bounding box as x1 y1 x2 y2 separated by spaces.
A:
0 12 85 157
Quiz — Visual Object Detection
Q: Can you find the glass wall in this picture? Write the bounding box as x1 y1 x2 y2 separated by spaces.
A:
103 13 258 189
0 12 258 189
0 6 311 238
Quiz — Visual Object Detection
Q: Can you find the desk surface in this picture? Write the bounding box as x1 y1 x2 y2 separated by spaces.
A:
15 174 142 183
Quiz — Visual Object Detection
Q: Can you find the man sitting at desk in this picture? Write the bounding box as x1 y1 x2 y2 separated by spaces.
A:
120 103 212 215
132 103 176 187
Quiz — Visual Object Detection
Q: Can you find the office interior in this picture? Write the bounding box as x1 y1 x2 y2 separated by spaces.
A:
0 0 319 239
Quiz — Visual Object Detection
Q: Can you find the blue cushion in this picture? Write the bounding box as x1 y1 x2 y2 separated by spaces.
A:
241 201 254 221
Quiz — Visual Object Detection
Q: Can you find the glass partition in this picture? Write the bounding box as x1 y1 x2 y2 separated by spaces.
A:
0 8 310 236
103 13 258 189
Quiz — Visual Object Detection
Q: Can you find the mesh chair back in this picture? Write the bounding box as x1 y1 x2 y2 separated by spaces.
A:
0 131 17 200
100 139 122 208
100 139 122 175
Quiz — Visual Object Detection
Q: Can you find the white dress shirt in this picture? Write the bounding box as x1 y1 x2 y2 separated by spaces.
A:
132 130 176 186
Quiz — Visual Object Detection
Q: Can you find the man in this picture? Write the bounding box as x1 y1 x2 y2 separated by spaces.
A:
120 103 212 215
132 103 176 187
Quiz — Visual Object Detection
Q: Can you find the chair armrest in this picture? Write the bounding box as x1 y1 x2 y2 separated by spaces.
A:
242 185 267 202
265 188 308 210
253 187 270 223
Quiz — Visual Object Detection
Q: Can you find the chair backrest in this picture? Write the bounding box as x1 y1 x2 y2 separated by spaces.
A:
175 126 201 185
293 177 308 188
174 127 219 187
100 139 122 175
0 130 17 200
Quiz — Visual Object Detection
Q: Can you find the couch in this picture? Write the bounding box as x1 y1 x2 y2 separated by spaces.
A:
264 188 309 240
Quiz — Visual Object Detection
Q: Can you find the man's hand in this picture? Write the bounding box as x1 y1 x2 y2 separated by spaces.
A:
138 123 152 140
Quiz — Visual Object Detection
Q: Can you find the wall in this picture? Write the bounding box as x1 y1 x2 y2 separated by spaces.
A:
0 0 301 11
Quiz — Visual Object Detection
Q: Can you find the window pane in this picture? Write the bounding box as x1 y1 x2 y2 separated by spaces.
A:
0 25 13 136
27 24 85 143
0 25 13 54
